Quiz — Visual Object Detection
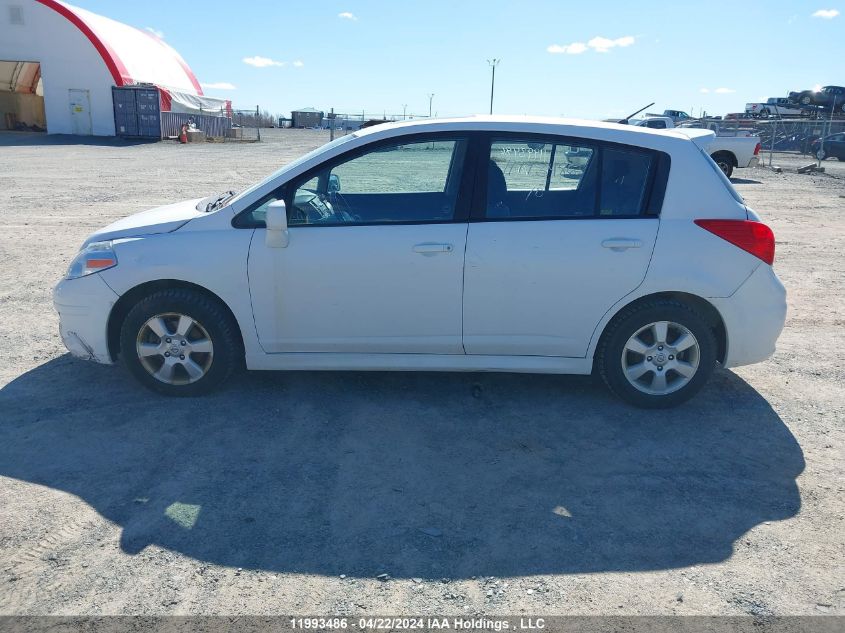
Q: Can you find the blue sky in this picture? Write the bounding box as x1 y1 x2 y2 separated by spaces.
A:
75 0 842 119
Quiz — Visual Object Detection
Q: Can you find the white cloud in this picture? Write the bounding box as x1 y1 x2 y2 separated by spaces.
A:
145 27 164 39
547 42 588 54
700 88 710 94
338 11 358 20
201 82 236 90
243 56 286 68
293 60 304 67
715 87 736 94
548 35 634 55
587 35 635 52
811 8 839 18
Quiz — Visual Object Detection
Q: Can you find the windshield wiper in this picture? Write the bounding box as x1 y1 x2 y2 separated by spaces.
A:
205 191 236 212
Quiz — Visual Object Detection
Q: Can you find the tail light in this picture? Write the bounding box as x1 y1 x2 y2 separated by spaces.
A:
754 142 761 155
694 219 775 265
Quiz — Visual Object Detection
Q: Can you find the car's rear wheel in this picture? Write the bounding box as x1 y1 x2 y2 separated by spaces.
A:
596 299 717 408
801 95 812 105
120 288 241 396
711 152 734 178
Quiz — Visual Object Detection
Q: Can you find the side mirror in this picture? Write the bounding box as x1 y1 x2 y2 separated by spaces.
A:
328 173 341 193
265 200 289 248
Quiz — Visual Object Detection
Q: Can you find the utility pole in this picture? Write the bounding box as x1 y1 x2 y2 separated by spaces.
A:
487 58 500 115
402 104 408 120
428 93 435 118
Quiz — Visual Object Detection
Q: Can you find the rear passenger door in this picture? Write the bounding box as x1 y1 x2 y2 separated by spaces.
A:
462 134 667 357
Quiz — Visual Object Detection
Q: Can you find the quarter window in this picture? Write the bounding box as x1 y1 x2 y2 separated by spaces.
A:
599 148 654 216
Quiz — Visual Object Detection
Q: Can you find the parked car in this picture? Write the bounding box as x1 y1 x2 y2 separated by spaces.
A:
745 98 804 118
701 135 762 178
53 117 785 408
788 86 845 112
809 133 845 160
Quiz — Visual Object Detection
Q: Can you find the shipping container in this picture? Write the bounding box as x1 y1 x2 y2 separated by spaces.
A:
112 86 161 139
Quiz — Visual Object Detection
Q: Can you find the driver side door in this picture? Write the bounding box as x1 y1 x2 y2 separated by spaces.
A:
247 134 473 354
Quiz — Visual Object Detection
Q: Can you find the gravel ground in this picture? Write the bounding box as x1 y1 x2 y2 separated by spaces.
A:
0 130 843 616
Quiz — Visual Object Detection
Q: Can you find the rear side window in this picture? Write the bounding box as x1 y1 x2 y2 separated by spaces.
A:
487 140 597 218
483 137 664 220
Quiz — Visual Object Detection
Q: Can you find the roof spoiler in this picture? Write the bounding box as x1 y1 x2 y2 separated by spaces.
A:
673 128 717 149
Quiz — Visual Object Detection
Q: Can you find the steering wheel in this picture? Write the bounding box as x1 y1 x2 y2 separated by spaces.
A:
292 190 341 224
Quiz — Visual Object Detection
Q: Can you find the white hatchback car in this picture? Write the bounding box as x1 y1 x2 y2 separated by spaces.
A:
54 117 786 407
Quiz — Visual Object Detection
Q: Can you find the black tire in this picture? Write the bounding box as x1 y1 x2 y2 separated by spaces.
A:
816 149 826 161
120 288 242 396
596 299 717 408
711 152 734 178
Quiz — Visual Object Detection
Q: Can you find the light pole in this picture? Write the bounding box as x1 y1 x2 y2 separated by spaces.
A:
487 58 500 115
402 104 408 120
428 93 435 118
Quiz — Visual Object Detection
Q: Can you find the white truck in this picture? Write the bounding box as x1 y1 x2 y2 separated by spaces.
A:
630 118 761 177
745 97 804 118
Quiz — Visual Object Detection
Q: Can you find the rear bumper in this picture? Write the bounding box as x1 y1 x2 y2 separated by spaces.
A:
53 274 119 364
711 264 787 368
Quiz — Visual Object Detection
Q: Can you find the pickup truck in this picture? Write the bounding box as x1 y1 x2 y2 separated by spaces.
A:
630 118 761 177
645 109 692 123
745 98 804 118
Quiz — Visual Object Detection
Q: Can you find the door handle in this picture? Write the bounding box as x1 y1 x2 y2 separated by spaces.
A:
413 243 454 254
601 238 643 251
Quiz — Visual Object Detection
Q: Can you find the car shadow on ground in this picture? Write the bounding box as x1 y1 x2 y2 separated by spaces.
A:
0 131 157 148
0 356 803 579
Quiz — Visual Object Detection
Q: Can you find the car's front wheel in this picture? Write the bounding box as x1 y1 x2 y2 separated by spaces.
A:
817 148 827 160
596 299 717 408
120 288 241 396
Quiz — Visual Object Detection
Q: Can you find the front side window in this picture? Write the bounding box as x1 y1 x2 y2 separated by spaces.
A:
289 139 467 225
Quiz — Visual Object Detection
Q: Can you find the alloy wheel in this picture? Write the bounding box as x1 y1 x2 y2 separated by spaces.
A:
621 321 700 395
136 313 214 385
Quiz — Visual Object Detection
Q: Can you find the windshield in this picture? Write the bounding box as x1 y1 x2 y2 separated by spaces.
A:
227 134 359 207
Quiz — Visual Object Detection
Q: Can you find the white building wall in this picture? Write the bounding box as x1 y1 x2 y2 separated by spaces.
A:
0 1 116 135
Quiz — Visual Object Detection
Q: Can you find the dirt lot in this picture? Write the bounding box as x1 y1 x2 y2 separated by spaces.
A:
0 130 843 616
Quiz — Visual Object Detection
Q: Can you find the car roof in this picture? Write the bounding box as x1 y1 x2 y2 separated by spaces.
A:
352 115 700 151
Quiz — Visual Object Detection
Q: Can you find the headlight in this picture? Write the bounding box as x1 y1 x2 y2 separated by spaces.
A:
66 241 118 279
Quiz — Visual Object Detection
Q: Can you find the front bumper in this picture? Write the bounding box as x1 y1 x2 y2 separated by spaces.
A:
53 274 119 364
711 264 787 368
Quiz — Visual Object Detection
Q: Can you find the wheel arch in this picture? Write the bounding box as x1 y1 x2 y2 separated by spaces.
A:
106 279 244 362
591 291 727 370
710 150 738 167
